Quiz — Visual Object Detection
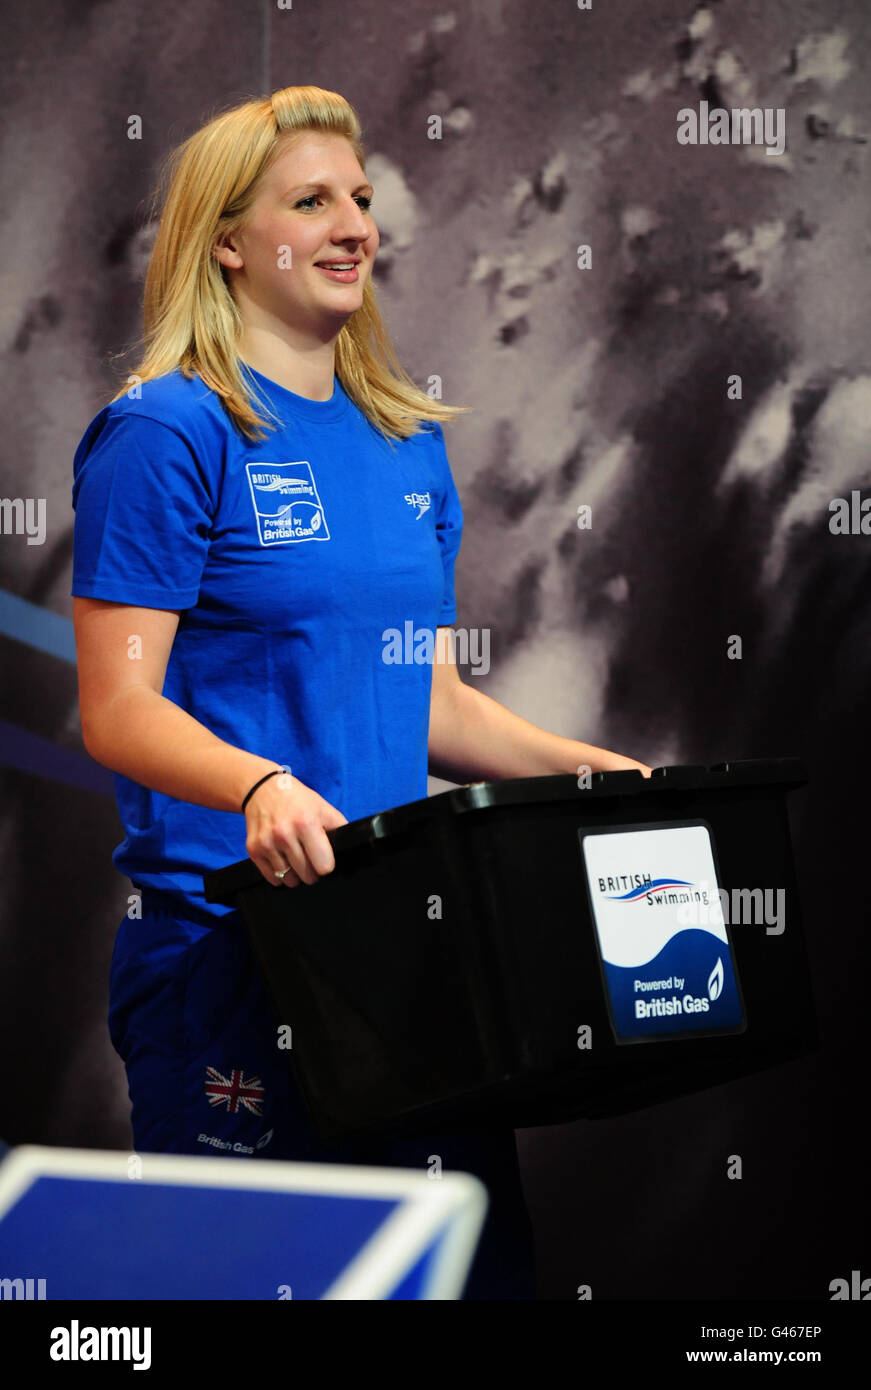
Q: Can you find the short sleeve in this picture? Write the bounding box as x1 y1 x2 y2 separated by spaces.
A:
71 412 215 610
430 422 464 625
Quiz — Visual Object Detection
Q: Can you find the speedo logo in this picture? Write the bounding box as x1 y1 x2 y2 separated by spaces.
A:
404 490 431 518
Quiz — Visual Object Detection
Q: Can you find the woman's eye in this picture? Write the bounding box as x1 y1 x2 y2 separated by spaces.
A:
294 194 373 211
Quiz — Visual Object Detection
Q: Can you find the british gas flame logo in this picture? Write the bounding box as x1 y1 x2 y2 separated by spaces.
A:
708 956 724 1001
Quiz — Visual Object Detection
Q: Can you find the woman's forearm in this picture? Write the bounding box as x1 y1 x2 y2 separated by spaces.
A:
85 685 280 814
429 681 650 784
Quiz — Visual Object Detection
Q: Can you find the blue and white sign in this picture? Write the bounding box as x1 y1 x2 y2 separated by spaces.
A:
580 821 745 1042
0 1146 487 1301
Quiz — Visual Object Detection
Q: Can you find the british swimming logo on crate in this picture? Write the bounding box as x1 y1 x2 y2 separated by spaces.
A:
245 461 331 547
580 822 745 1041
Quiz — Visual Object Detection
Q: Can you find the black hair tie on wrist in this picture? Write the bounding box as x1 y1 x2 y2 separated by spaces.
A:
241 768 285 813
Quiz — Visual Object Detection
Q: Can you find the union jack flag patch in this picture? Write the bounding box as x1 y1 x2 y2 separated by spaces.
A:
204 1066 265 1116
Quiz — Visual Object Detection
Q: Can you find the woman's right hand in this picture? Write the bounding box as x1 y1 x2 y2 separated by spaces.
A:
244 771 349 888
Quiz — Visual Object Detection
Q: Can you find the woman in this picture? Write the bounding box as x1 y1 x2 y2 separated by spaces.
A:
71 84 651 1300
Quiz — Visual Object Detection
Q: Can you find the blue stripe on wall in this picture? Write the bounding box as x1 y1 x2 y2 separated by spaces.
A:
0 719 114 795
0 591 113 791
0 590 76 663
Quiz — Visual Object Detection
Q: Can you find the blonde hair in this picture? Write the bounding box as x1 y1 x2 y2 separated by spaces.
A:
111 85 470 442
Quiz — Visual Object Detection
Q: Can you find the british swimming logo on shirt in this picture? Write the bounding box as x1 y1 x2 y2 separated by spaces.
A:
245 461 331 546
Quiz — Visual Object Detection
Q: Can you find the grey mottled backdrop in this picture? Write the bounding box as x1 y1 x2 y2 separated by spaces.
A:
1 0 869 1298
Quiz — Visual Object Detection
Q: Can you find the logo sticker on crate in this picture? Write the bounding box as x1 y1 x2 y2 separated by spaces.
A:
580 820 746 1043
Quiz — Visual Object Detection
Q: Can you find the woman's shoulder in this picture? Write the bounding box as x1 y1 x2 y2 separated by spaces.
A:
104 368 227 435
73 369 235 482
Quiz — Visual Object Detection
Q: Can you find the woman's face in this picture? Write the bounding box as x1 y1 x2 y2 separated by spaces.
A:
216 130 379 335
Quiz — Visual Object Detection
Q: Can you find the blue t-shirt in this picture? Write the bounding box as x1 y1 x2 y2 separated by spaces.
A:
71 365 464 920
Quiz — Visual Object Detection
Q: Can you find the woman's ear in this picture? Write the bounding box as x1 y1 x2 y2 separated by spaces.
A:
213 236 244 270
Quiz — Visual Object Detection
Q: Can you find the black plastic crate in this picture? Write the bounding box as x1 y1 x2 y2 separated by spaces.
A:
204 759 817 1142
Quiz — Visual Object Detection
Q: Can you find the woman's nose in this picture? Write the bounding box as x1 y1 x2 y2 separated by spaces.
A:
334 198 373 240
